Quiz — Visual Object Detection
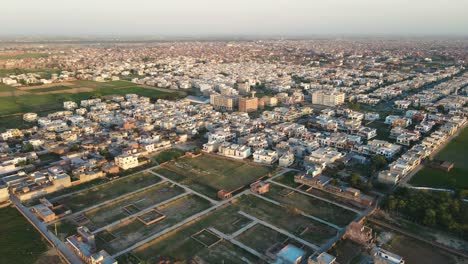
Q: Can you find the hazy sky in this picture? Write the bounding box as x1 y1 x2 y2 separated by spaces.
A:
1 0 467 36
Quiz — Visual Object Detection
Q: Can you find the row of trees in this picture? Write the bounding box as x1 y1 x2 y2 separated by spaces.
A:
381 188 468 238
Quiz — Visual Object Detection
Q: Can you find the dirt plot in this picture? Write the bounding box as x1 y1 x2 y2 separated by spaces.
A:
97 194 211 254
84 182 184 230
264 184 358 226
236 195 338 246
132 204 260 263
156 154 272 199
53 172 161 211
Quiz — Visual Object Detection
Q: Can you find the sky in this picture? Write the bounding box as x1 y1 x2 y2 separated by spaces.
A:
1 0 467 37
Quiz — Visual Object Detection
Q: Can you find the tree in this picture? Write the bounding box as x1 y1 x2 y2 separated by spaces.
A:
350 173 361 187
436 105 445 113
422 209 436 226
372 155 387 170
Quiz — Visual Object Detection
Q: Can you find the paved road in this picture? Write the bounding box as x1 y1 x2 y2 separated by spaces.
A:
11 196 83 264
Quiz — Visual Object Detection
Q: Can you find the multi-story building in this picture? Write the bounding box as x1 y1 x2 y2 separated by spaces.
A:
210 93 238 111
312 90 345 106
114 154 139 170
238 95 258 112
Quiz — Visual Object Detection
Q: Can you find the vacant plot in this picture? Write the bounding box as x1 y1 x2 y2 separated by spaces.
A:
97 194 211 254
383 233 459 264
27 86 72 93
273 170 301 188
53 172 161 211
152 148 186 164
236 224 289 254
264 184 357 226
329 239 365 264
84 182 184 230
236 195 338 246
192 229 222 247
0 207 49 264
132 204 260 263
410 127 468 189
156 154 272 199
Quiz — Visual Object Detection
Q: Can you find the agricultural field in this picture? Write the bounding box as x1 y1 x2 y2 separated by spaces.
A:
84 182 185 230
154 154 273 199
52 172 161 211
410 127 468 189
0 53 50 60
0 80 185 130
263 184 358 226
0 207 50 264
97 194 212 254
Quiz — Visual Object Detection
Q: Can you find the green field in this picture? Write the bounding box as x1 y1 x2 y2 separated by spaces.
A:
152 148 186 164
0 53 50 60
0 80 183 116
0 83 18 91
154 155 273 199
52 172 161 211
0 207 48 264
410 127 468 189
264 184 357 226
0 68 60 78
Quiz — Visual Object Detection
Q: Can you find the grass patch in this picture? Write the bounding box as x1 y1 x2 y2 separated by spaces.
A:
410 127 468 189
152 148 185 164
0 207 48 264
157 154 272 199
236 195 338 245
236 224 289 253
0 80 182 115
0 83 18 91
273 170 301 188
264 184 357 226
0 53 50 60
